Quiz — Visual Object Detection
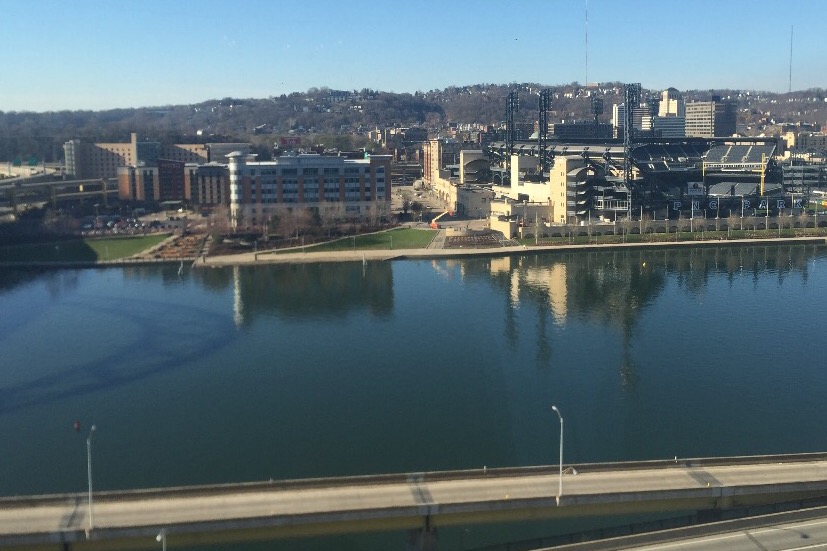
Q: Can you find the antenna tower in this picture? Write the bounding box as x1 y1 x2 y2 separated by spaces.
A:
623 83 641 187
789 25 793 93
585 0 589 85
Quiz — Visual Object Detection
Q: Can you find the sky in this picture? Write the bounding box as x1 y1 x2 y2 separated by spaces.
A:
1 0 825 112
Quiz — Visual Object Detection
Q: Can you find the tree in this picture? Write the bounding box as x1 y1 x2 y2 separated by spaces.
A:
320 203 343 237
410 201 424 221
727 212 740 238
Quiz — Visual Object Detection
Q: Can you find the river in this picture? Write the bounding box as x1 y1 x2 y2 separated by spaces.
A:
2 243 826 550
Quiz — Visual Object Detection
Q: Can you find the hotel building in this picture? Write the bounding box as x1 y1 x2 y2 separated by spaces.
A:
228 153 391 229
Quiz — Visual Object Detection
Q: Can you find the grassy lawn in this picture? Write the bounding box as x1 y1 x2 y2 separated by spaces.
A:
519 227 827 247
0 234 170 263
283 228 436 253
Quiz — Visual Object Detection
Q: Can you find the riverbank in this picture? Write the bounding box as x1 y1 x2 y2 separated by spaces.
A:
199 235 827 267
1 232 824 270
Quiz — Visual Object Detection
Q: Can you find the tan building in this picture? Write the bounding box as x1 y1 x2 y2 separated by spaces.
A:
550 156 597 225
118 165 159 202
187 163 229 206
659 87 686 118
119 160 229 206
794 132 827 153
423 139 463 186
64 133 248 180
685 100 737 138
65 133 157 179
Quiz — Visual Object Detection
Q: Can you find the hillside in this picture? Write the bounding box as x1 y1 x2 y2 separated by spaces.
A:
1 83 825 163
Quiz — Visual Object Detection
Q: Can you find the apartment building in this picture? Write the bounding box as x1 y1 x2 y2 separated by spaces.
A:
228 153 391 229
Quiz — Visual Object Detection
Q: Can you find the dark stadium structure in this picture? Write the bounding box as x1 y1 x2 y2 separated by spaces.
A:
485 136 783 221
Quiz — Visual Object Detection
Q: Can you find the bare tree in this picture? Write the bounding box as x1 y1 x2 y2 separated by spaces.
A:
320 203 343 237
367 202 381 227
727 213 739 239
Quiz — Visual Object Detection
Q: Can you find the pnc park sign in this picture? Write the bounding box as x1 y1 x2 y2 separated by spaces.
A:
672 198 804 212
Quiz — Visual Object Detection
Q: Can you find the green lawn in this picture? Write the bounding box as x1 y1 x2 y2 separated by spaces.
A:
0 234 170 263
286 228 436 253
519 226 827 247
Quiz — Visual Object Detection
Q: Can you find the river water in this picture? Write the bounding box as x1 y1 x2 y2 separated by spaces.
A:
2 243 827 550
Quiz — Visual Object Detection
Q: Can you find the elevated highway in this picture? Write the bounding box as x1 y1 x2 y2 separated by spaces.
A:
0 178 117 209
3 453 827 551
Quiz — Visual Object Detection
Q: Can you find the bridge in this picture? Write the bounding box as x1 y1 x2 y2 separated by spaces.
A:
0 178 118 210
3 453 827 551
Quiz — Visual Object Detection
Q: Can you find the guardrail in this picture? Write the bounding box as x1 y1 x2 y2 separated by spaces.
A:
3 452 826 507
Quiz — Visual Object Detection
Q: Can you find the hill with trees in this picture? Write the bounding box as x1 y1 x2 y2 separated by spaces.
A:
1 83 825 163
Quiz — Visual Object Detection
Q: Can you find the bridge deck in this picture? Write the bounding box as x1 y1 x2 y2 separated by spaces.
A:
3 454 827 550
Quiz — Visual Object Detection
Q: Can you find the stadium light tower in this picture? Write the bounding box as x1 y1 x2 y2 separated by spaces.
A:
591 96 603 139
648 97 660 138
506 91 520 172
623 83 642 219
539 89 552 171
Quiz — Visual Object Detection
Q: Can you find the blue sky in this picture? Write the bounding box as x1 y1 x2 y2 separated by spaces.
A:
1 0 825 112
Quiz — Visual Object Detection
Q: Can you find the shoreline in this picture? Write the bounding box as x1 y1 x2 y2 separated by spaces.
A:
1 236 825 270
198 235 827 267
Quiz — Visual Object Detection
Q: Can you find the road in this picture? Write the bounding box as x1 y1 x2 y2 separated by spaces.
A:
549 508 827 551
4 456 827 549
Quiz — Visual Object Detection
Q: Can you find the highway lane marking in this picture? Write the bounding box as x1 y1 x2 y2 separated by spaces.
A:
633 532 744 550
631 518 827 551
777 544 827 551
751 518 827 536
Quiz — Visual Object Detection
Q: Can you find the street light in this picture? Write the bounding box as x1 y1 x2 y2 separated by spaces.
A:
156 529 167 551
551 405 563 503
87 424 96 531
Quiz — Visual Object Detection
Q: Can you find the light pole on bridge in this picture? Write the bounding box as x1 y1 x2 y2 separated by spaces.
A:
551 405 563 504
156 528 167 551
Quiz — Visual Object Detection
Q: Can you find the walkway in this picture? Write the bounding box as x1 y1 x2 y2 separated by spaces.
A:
199 236 826 267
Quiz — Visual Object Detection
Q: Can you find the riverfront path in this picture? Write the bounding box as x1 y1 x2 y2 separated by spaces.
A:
199 236 827 267
4 454 827 550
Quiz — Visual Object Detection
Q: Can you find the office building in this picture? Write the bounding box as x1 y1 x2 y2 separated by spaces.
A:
685 100 737 138
659 88 686 118
641 115 686 138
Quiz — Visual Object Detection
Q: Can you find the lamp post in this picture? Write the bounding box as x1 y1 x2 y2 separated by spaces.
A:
87 425 96 531
551 405 563 503
156 529 167 551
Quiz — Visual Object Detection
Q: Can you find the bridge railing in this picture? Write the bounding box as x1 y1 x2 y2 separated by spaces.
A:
3 452 827 507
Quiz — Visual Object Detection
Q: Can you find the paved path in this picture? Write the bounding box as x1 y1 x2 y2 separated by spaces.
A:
198 236 826 267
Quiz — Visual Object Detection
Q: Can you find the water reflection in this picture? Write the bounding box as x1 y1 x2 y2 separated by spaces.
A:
459 244 825 390
1 244 823 416
203 261 395 326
